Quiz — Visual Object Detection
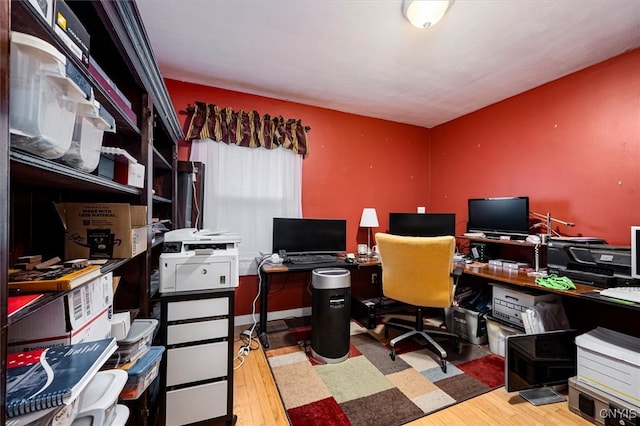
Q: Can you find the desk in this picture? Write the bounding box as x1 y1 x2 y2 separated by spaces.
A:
461 264 596 297
258 257 380 348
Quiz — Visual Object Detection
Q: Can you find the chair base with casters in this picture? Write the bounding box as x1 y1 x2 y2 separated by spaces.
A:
384 307 460 373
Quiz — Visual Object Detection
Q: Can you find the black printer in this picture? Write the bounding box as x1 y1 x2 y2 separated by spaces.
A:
547 238 638 288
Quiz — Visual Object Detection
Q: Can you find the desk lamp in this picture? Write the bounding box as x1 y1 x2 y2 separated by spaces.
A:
359 208 379 256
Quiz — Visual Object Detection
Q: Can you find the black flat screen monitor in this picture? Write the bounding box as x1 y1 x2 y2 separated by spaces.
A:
505 329 577 405
467 196 530 238
272 218 347 255
388 213 456 237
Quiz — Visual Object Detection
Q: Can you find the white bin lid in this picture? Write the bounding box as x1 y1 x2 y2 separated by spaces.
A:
12 32 66 66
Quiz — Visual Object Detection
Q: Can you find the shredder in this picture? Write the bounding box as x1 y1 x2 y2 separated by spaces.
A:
311 268 351 363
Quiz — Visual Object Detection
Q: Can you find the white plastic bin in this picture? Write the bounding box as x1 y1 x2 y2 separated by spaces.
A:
58 100 116 172
486 316 522 357
10 32 86 159
105 318 158 368
72 369 128 426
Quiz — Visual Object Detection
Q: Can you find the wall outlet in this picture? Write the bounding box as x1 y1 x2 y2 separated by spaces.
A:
417 206 426 213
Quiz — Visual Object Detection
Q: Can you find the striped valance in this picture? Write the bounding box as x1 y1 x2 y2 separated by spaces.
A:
184 101 310 157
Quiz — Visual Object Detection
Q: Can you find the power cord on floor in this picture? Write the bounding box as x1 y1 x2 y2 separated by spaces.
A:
234 256 268 370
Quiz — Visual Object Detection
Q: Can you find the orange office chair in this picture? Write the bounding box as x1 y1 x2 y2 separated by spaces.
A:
375 232 462 373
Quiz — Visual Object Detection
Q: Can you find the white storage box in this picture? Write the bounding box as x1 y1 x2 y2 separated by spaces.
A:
105 318 158 368
486 316 522 357
119 346 165 400
491 284 560 327
8 272 113 352
576 327 640 407
58 100 116 172
71 369 128 426
10 32 87 159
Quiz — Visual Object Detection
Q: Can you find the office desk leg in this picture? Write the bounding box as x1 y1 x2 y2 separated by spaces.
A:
259 268 270 348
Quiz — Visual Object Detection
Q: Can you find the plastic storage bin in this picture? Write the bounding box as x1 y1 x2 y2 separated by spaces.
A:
119 346 165 400
106 318 158 368
58 100 116 172
445 306 488 345
486 316 522 357
10 32 87 159
71 369 128 426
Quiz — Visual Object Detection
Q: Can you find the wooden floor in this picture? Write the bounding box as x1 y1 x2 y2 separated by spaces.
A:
226 336 593 426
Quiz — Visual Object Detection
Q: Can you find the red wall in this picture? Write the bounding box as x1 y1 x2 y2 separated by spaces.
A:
428 48 640 245
165 80 431 315
164 48 640 316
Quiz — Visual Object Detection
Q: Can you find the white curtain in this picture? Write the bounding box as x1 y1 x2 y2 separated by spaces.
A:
190 139 302 275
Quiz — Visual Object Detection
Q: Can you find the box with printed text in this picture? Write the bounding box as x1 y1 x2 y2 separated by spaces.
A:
8 272 114 352
55 202 148 259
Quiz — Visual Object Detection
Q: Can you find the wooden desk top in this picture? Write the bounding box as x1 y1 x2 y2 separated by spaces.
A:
461 263 597 297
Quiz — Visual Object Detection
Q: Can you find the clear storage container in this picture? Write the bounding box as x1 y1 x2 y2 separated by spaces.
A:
119 346 165 400
58 100 116 172
105 318 158 368
10 32 87 159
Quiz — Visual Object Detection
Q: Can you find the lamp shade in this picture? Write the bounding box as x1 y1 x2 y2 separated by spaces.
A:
359 208 379 228
403 0 452 29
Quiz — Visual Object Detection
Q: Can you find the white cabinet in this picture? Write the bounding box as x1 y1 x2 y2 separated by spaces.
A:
160 289 235 426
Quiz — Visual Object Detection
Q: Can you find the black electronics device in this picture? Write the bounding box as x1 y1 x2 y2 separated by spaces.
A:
351 296 377 329
505 329 577 406
467 197 530 239
272 218 347 255
469 242 499 262
388 213 456 237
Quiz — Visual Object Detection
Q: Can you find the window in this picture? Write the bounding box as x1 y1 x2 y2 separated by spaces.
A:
190 140 302 275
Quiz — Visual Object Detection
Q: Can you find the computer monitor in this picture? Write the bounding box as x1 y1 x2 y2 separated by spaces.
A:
505 329 577 405
272 218 347 255
467 196 530 238
388 213 456 237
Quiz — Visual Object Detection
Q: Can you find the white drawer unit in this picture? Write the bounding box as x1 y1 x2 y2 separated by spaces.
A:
160 289 235 425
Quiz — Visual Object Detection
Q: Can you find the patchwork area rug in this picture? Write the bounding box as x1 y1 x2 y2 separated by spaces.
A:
264 316 504 426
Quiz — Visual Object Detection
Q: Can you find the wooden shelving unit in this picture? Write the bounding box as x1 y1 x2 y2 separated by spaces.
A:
0 1 182 424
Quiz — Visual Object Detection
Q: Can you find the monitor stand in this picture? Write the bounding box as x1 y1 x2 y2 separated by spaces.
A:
519 387 566 406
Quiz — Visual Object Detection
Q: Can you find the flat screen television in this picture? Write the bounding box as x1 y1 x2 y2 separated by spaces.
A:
388 213 456 237
272 218 347 255
505 329 577 405
467 196 530 238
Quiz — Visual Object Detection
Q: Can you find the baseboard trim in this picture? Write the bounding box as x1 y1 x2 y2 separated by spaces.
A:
235 307 312 327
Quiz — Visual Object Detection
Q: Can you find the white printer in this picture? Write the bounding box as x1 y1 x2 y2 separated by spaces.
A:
159 228 241 293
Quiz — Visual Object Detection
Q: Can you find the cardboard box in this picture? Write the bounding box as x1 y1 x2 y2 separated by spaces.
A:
114 159 145 188
491 284 560 327
54 0 90 67
8 272 113 352
575 327 640 407
55 203 148 259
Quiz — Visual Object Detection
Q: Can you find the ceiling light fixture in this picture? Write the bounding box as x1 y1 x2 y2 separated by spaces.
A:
402 0 453 29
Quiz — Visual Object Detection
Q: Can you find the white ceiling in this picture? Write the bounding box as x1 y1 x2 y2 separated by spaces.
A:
136 0 640 128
